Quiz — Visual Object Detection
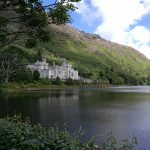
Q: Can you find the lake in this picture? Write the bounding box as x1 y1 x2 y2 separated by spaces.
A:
1 86 150 149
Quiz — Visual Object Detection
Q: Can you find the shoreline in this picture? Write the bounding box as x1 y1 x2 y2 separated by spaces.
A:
1 83 147 93
0 83 111 93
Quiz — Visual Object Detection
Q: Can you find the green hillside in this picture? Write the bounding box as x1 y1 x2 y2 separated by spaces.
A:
18 24 150 85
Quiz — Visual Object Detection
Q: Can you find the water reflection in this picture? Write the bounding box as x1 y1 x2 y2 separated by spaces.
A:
1 87 150 149
38 89 80 127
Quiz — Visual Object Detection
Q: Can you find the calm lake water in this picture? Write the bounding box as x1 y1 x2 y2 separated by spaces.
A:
1 86 150 149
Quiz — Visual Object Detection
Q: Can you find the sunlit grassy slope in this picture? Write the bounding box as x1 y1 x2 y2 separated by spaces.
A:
23 24 150 85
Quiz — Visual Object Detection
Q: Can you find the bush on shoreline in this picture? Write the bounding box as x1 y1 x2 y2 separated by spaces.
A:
0 78 95 90
0 115 138 150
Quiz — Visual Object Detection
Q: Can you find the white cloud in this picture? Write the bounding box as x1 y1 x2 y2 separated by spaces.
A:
125 26 150 58
75 0 100 26
76 0 150 58
126 26 150 44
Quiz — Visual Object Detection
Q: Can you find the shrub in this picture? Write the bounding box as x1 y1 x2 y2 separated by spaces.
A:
0 115 138 150
55 77 62 85
0 68 4 83
51 77 63 85
39 78 51 85
101 131 138 150
65 78 74 85
33 70 40 81
0 115 82 150
12 69 33 83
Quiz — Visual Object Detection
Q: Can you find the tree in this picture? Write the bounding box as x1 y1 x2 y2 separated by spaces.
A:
65 77 74 85
0 68 4 82
55 76 61 85
0 46 28 83
13 68 33 83
0 0 81 48
147 75 150 85
33 70 40 80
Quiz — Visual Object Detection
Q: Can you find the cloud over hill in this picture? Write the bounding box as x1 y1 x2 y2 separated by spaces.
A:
75 0 150 58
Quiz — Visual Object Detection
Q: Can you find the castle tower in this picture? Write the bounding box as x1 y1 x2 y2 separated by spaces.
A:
42 58 46 63
53 62 55 66
62 59 67 66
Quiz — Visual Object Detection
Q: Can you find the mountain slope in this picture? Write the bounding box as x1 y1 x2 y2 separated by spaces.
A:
24 24 149 85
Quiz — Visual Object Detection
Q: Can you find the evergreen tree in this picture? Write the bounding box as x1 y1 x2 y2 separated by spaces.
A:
33 70 40 81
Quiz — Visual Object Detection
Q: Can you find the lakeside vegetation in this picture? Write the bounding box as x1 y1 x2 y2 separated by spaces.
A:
0 75 97 90
0 115 138 150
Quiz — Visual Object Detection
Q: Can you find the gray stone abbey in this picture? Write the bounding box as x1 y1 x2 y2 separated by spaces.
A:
27 58 79 80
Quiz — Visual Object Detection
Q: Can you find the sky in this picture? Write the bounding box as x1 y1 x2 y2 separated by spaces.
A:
71 0 150 59
44 0 150 59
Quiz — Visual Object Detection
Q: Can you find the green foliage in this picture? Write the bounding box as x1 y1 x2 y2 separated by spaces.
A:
0 46 29 83
51 77 62 85
55 76 61 85
101 131 138 150
48 2 74 24
33 70 40 81
39 78 51 85
65 78 81 85
36 49 43 61
146 75 150 85
25 39 38 48
0 0 80 48
0 115 138 150
0 115 81 150
0 68 4 82
12 69 33 83
65 78 74 85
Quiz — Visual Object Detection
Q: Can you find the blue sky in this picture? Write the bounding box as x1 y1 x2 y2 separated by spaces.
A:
71 11 101 33
44 0 150 59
